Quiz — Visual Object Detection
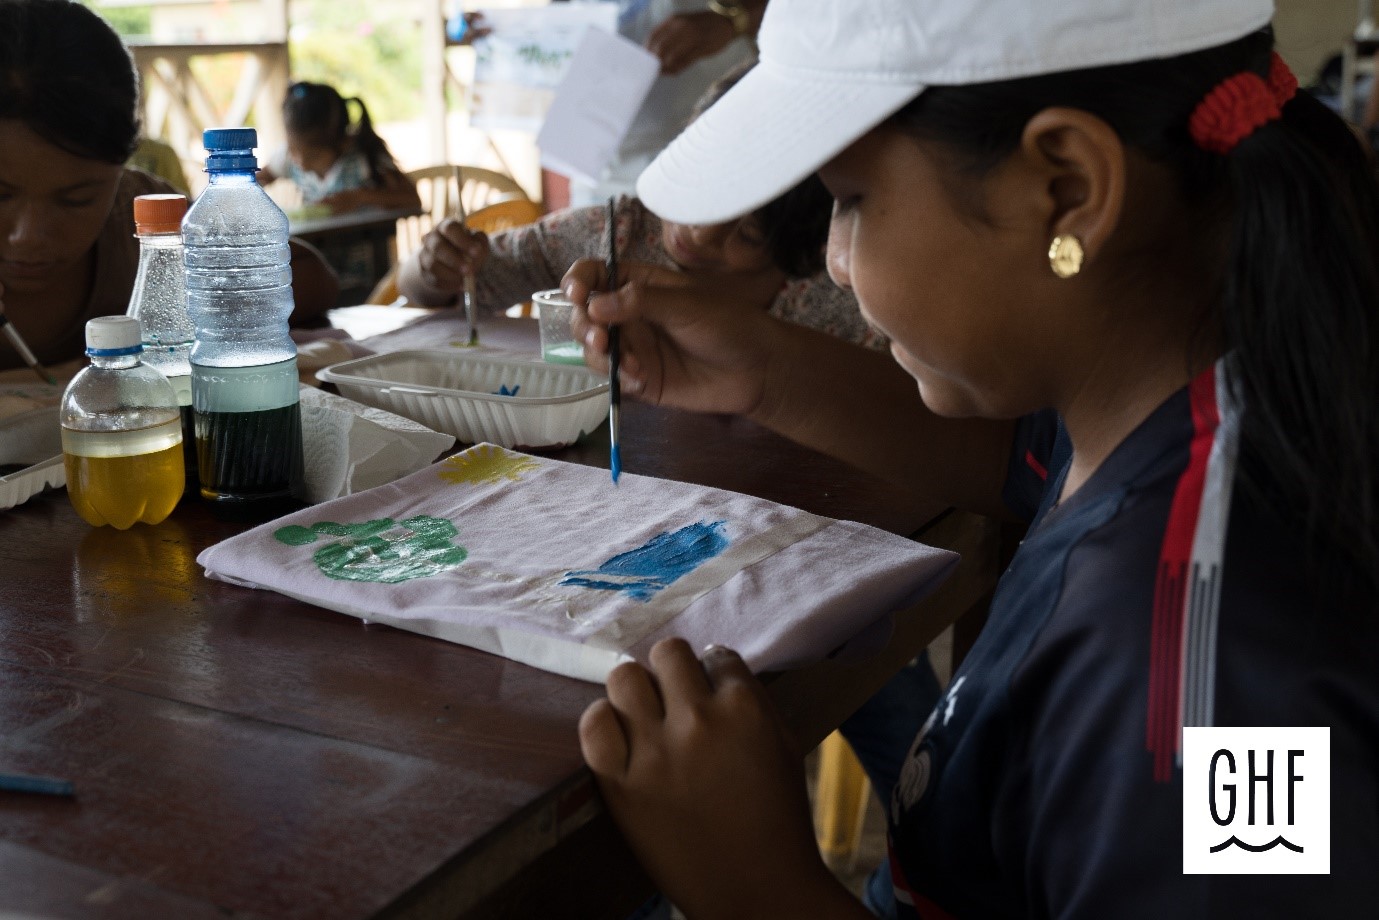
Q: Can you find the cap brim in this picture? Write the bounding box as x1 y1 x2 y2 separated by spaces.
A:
637 63 924 226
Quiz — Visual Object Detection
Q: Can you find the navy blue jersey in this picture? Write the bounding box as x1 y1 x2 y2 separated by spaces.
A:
888 362 1379 918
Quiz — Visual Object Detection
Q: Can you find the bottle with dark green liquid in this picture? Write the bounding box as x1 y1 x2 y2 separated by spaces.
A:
183 127 303 509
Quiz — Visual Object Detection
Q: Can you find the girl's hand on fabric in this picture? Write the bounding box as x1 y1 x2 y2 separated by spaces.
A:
417 219 490 295
579 640 845 919
646 12 736 76
562 257 780 417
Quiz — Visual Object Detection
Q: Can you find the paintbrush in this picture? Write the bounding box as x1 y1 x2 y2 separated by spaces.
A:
606 198 621 484
451 165 479 346
0 313 57 385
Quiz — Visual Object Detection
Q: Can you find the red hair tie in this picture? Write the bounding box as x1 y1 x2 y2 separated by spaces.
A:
1189 52 1298 155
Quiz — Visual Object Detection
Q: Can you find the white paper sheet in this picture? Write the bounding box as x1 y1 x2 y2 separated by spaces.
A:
535 27 661 184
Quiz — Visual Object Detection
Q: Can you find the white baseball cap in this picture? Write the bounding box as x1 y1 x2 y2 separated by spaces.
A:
637 0 1274 225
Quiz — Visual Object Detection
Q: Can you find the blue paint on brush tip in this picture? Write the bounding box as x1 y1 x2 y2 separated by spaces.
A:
610 445 621 484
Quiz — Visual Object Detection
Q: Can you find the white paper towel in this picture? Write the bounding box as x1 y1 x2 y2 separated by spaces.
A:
297 386 456 504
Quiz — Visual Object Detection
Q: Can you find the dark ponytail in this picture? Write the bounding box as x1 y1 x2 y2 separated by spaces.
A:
283 82 403 187
343 96 405 185
1220 87 1379 599
890 29 1379 599
0 0 140 164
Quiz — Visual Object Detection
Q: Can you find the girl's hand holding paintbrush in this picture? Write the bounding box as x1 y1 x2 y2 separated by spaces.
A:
411 218 490 307
0 285 58 386
564 256 783 417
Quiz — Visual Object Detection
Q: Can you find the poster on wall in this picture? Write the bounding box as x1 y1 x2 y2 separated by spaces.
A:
467 3 620 133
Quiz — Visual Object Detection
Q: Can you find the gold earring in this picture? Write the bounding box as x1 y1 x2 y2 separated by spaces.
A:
1048 234 1084 279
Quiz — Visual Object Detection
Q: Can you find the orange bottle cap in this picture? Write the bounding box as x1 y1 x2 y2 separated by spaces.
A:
133 194 188 235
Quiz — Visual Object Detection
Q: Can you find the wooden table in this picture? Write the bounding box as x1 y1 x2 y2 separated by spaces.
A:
289 207 425 307
0 318 1001 918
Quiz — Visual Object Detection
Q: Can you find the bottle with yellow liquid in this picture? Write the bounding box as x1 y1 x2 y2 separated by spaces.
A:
60 317 185 529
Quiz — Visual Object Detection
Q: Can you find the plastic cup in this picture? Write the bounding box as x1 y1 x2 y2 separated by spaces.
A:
534 289 584 365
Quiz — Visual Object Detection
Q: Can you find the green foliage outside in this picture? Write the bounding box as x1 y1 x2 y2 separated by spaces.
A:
290 0 424 122
86 2 152 38
85 0 424 123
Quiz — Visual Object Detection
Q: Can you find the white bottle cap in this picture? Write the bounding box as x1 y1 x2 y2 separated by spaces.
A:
85 316 144 353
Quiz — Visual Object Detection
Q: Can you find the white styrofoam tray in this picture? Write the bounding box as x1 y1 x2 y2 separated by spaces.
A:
316 350 610 449
0 407 65 511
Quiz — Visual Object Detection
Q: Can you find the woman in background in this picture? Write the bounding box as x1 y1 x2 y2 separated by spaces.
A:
0 0 338 374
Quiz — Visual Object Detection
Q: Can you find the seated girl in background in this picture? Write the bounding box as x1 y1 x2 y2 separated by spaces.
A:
258 82 420 215
397 64 881 349
0 0 338 376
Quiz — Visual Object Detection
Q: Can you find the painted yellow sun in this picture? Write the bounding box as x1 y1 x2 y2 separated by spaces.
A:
438 445 542 486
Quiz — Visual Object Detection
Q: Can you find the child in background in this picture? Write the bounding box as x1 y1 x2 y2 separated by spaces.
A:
258 81 420 214
566 0 1379 916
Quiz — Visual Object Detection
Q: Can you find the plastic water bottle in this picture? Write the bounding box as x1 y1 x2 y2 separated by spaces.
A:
61 316 185 529
126 192 197 489
183 127 303 508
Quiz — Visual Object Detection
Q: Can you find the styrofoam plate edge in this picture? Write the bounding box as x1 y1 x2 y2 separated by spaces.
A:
0 455 65 511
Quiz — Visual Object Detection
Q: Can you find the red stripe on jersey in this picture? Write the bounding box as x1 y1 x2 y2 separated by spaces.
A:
1025 449 1048 481
888 839 958 919
1146 369 1220 782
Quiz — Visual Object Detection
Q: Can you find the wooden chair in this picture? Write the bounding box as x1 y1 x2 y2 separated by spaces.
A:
368 197 545 307
396 164 531 259
464 198 544 234
814 731 873 871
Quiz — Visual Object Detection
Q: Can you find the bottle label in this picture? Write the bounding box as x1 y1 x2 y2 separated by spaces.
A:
192 357 300 413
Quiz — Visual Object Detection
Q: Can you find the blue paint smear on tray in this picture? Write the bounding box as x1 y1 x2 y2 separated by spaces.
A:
560 520 729 601
493 384 520 396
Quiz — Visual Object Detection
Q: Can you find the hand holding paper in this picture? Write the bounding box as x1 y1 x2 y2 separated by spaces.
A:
537 28 661 185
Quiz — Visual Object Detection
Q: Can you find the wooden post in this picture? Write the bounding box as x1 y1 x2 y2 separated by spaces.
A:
257 0 291 154
423 0 449 164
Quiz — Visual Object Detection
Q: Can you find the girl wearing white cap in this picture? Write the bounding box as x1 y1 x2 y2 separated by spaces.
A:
566 0 1379 915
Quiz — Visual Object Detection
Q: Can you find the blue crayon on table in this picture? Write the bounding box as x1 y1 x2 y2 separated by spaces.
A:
0 772 75 797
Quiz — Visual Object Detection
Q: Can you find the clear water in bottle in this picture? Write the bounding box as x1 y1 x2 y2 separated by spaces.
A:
126 193 198 488
61 316 185 529
183 127 303 506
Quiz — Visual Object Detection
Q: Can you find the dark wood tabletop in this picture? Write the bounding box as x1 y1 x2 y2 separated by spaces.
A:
0 317 1001 918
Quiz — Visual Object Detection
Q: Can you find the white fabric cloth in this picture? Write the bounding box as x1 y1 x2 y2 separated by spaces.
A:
297 386 455 504
199 443 957 682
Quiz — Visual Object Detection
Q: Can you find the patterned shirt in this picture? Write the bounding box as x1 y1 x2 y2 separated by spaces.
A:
476 196 883 349
267 146 372 205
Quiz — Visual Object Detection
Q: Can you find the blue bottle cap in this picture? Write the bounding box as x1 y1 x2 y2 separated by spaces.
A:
203 127 258 151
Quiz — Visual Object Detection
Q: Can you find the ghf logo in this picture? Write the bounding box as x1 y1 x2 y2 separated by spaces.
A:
1182 727 1329 874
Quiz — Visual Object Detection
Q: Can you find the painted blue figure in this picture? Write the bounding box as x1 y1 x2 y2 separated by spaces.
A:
561 520 729 601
